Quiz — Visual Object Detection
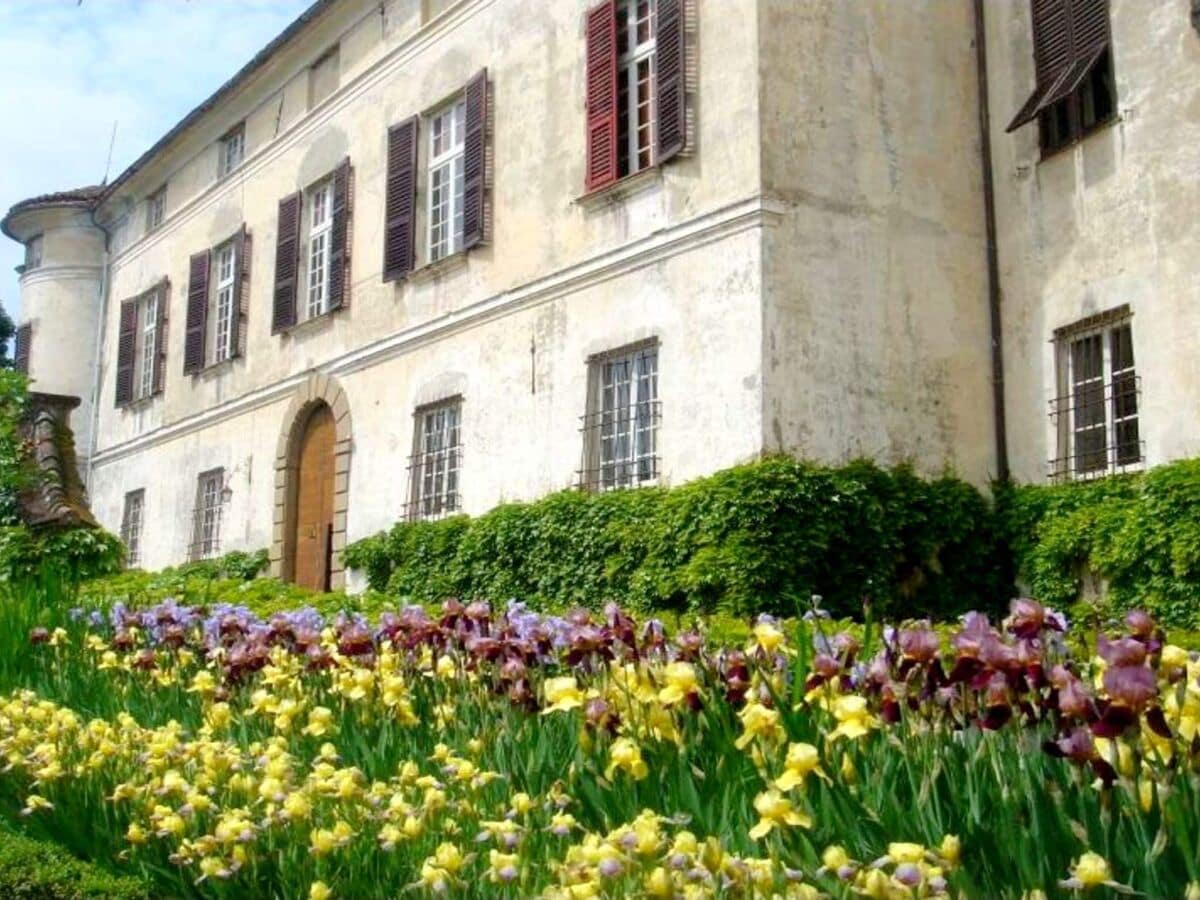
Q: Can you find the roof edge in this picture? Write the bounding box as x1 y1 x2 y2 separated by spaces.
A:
1 186 105 241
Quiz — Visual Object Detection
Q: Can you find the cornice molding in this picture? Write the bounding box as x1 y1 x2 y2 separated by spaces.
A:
19 265 104 287
90 194 782 468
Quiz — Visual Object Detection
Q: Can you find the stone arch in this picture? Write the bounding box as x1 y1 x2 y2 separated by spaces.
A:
270 373 352 589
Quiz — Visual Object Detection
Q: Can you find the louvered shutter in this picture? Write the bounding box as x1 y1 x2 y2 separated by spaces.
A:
462 69 489 250
655 0 686 163
383 117 419 282
115 300 137 405
13 324 31 375
184 250 210 374
152 282 168 395
584 0 619 191
1007 0 1112 132
328 158 352 312
272 192 301 333
231 227 249 358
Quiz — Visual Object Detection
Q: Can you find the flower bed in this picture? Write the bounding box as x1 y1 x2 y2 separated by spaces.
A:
0 596 1197 897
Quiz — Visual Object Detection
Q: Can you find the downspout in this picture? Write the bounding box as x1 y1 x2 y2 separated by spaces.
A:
973 0 1010 483
84 205 113 494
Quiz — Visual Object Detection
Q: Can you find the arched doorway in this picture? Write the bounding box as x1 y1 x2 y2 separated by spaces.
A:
271 373 353 590
293 404 335 592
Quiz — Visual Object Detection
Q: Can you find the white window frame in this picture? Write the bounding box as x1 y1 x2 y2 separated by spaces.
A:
581 342 660 491
136 290 160 401
616 0 657 178
409 399 462 520
218 125 245 178
1054 316 1141 480
24 235 43 272
427 99 466 262
121 489 144 567
146 187 166 232
191 468 225 560
212 240 237 363
305 178 334 319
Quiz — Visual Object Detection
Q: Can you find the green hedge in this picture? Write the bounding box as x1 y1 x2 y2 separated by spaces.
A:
344 457 1008 620
0 826 152 900
997 458 1200 629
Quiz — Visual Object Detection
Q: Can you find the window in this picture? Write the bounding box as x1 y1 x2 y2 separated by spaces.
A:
407 399 462 519
1051 312 1141 479
305 178 334 319
309 47 340 108
190 468 225 560
616 0 656 177
24 235 43 272
13 323 31 375
138 291 160 400
427 99 466 262
116 284 166 406
218 124 245 178
579 342 660 491
1006 0 1116 152
121 490 145 567
212 240 237 363
146 186 166 232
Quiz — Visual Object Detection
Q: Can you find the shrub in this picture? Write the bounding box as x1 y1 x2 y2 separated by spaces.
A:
0 526 123 597
997 458 1200 629
345 457 1008 620
0 826 151 900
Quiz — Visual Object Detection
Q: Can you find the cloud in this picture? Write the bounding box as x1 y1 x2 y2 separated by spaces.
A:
0 0 312 321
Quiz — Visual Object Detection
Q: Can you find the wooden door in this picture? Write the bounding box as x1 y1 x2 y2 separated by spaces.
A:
294 405 335 592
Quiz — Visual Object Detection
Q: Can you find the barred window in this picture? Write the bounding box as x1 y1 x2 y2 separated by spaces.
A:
407 399 462 520
190 468 226 560
579 341 661 491
1051 310 1141 479
120 489 145 568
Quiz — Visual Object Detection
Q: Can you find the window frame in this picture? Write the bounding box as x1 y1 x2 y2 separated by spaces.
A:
616 0 657 178
426 98 467 263
1038 48 1117 156
1051 310 1142 480
218 124 246 178
211 239 238 365
579 339 662 492
135 289 161 402
121 489 145 567
146 186 167 233
190 468 226 561
406 397 463 521
303 176 335 321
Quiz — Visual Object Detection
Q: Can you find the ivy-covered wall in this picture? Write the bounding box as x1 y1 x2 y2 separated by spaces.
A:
344 457 1008 621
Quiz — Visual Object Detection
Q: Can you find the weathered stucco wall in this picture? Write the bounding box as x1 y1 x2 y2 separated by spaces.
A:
987 0 1200 482
756 0 997 486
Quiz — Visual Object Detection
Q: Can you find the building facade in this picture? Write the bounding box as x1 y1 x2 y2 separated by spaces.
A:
2 0 1196 590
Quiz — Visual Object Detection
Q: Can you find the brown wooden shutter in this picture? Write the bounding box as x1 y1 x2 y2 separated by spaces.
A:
272 192 302 333
655 0 686 163
184 250 210 374
1007 0 1111 132
115 299 137 406
462 69 489 250
152 282 168 395
232 227 249 357
584 0 619 191
328 158 352 311
383 116 419 282
13 324 31 375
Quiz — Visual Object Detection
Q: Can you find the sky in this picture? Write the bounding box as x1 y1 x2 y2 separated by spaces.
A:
0 0 314 324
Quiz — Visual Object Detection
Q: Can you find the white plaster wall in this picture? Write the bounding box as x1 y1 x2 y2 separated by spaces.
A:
986 0 1200 483
756 0 997 486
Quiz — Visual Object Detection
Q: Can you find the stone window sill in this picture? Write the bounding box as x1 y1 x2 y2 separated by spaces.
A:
196 357 238 380
408 249 470 284
575 167 663 211
280 308 341 338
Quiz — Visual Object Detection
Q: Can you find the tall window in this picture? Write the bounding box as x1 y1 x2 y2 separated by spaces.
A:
190 468 225 560
616 0 656 177
427 100 466 262
138 291 160 401
580 342 660 491
146 186 166 233
218 124 245 178
309 46 340 108
1052 313 1141 479
121 489 145 567
408 399 462 519
212 240 237 363
24 235 43 272
1006 0 1116 152
306 178 334 318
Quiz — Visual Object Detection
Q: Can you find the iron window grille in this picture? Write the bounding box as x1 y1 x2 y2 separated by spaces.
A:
579 342 661 492
120 489 145 568
1049 316 1142 480
406 399 463 520
189 468 226 560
